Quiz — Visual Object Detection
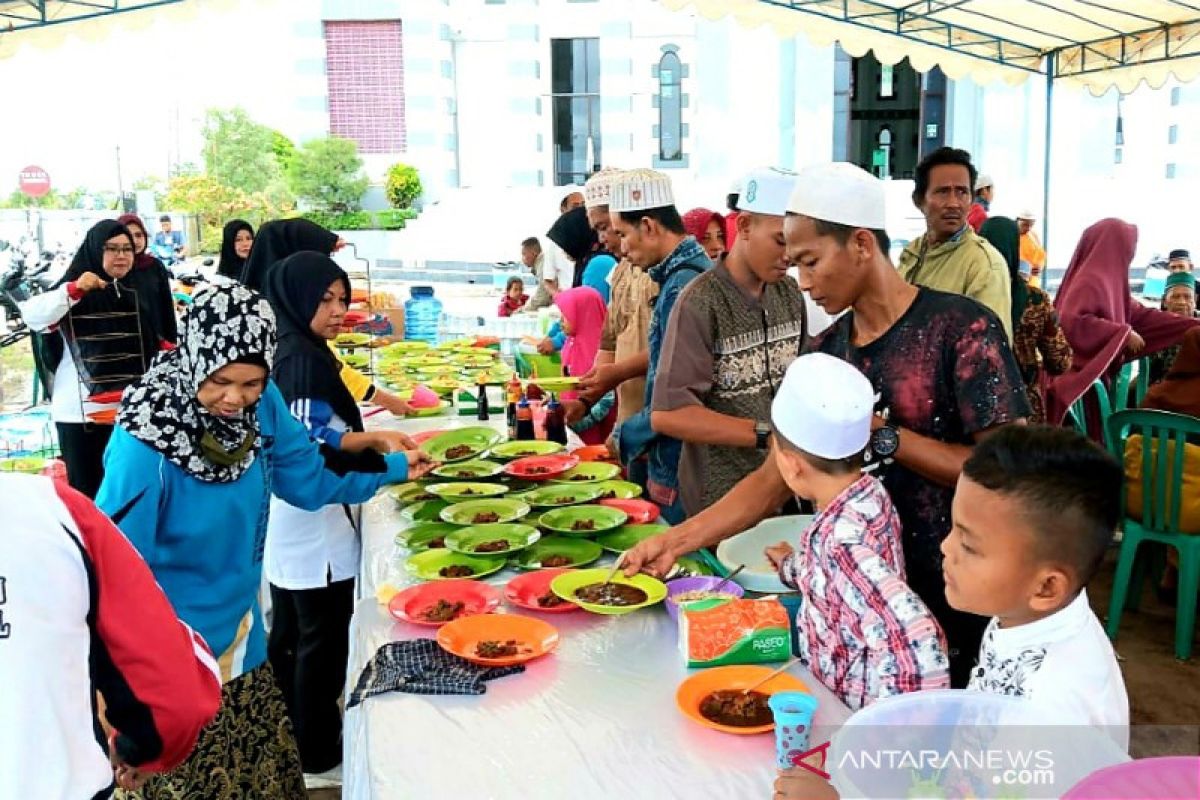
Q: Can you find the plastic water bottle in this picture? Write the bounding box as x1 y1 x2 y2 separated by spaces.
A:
404 286 442 345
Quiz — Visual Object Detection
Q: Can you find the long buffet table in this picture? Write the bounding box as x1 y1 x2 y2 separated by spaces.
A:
343 415 851 799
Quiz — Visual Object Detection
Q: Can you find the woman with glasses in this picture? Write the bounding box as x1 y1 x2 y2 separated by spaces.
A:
19 220 175 497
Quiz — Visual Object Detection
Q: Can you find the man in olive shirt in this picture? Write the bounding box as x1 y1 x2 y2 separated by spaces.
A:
898 147 1012 339
651 167 823 516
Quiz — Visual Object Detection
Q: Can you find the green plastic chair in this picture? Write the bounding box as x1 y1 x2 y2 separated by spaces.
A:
1068 379 1114 448
1105 409 1200 660
1111 357 1150 413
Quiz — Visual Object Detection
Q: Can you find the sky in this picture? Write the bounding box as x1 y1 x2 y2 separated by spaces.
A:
0 0 305 196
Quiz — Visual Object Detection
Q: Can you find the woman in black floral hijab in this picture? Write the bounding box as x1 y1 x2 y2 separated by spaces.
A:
98 285 430 798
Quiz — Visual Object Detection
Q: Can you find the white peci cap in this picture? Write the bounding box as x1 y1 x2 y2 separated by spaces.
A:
1017 208 1037 220
771 353 874 460
609 168 675 213
787 162 887 230
975 174 994 191
584 167 623 210
735 167 799 217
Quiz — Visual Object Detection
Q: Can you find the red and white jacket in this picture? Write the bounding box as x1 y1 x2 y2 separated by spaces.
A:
0 474 221 799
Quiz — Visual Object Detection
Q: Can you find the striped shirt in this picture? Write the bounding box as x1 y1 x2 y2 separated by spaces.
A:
779 475 951 710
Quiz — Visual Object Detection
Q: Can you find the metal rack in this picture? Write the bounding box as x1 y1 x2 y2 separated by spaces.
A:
64 284 148 422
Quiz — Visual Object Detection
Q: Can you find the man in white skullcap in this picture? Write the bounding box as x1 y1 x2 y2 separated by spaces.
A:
626 161 1030 688
580 168 623 297
763 352 949 711
585 169 661 427
968 172 993 232
898 148 1012 339
651 167 824 516
579 168 711 523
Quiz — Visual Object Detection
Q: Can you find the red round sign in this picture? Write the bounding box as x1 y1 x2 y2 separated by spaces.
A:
18 166 51 198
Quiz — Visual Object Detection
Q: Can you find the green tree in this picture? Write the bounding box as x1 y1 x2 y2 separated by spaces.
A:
286 136 369 212
164 175 295 251
3 188 64 209
201 107 286 195
384 162 423 209
271 130 296 172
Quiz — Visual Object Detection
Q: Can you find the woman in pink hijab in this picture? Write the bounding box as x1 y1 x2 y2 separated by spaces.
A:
1046 218 1200 426
555 287 615 444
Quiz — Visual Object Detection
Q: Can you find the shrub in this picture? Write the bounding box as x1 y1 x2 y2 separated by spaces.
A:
384 162 423 209
286 136 369 212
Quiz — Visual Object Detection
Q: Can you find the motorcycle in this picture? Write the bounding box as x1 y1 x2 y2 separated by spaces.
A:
0 240 55 348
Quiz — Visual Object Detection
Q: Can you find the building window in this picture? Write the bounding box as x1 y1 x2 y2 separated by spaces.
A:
1171 86 1181 106
879 63 895 99
324 21 406 154
1169 124 1179 145
1167 163 1177 179
657 50 684 163
551 37 600 186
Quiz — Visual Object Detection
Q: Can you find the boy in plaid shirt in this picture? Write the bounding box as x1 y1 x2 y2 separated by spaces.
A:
765 353 950 710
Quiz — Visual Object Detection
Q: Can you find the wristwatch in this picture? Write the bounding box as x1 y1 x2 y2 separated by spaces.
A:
754 421 771 451
870 424 900 460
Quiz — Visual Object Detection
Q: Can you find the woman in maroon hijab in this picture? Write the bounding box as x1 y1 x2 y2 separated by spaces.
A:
1046 218 1200 426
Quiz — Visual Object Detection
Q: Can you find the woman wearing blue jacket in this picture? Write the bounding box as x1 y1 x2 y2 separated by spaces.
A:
97 284 433 799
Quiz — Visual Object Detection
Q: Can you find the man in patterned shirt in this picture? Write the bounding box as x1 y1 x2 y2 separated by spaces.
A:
764 353 949 710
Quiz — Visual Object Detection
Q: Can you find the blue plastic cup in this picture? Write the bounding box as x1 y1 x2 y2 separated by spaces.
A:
769 691 819 769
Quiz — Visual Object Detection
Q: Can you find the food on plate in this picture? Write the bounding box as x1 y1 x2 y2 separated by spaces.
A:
473 539 510 553
475 639 529 658
454 470 476 478
427 536 447 548
439 565 475 578
421 599 465 622
673 590 739 604
554 496 576 504
445 444 475 460
698 690 774 728
526 465 551 475
574 582 647 606
472 511 500 524
568 474 591 481
598 490 616 499
460 487 481 496
540 555 572 568
571 519 596 532
536 591 568 608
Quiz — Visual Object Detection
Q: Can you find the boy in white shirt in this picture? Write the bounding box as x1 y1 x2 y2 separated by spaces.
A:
943 425 1130 748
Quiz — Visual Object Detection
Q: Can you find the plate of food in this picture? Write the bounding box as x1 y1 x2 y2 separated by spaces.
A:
400 498 451 523
539 505 628 536
488 440 566 460
430 459 504 480
404 549 507 582
671 555 716 578
436 613 560 667
335 332 370 347
596 498 659 524
395 521 458 551
596 523 669 553
408 400 452 418
503 454 580 481
663 575 745 622
388 482 438 507
715 515 810 594
426 482 510 500
525 376 579 393
549 462 622 484
341 352 370 369
515 483 603 508
388 580 502 626
504 568 582 613
444 523 540 556
549 568 667 615
571 444 616 463
0 456 47 475
428 377 462 396
592 480 644 500
440 498 532 526
511 537 603 570
675 665 809 735
422 428 505 463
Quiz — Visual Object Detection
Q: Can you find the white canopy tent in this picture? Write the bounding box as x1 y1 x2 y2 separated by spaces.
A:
660 0 1200 237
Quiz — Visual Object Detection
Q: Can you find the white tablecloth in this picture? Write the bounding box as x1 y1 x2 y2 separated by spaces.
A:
344 416 851 799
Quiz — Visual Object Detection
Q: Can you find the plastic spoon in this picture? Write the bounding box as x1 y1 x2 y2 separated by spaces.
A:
742 657 801 696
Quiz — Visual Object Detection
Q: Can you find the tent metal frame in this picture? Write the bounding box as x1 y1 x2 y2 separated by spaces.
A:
746 0 1200 250
0 1 183 33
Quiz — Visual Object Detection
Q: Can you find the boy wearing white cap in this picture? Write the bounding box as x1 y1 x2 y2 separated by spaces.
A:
968 173 993 232
587 168 711 523
625 162 1029 688
897 148 1012 339
765 353 950 709
651 167 818 516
